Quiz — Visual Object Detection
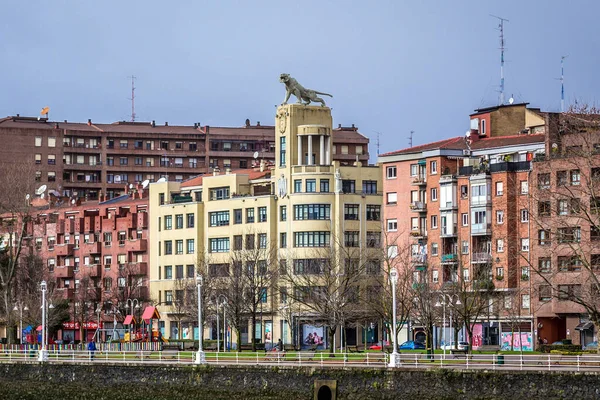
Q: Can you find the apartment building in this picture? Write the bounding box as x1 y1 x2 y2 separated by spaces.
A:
379 103 545 349
149 103 383 348
0 116 369 201
27 190 150 342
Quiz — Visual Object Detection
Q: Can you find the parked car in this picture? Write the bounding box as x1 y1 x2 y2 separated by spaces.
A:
584 341 597 350
551 341 565 346
399 340 426 350
440 341 469 350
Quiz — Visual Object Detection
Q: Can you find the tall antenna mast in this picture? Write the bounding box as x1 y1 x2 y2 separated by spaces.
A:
129 75 137 122
560 56 567 112
408 130 414 148
491 15 509 105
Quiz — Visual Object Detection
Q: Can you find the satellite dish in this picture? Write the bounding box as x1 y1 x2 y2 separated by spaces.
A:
253 151 259 159
71 199 76 205
25 194 30 200
129 183 134 189
35 185 47 195
508 97 514 105
40 107 50 116
141 179 150 189
157 177 167 183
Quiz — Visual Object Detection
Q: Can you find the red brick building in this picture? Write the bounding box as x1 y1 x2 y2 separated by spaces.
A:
0 116 369 201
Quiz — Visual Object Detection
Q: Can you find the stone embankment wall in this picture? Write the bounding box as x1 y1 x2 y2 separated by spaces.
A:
1 363 600 399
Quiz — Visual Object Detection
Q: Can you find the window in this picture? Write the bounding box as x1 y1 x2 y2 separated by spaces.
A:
557 227 581 243
119 140 128 149
279 137 286 166
280 205 287 221
362 180 377 194
48 137 56 147
258 207 267 222
187 264 195 278
47 154 55 165
209 238 230 253
341 145 349 154
496 210 504 224
209 211 230 227
280 233 287 248
538 173 550 189
538 201 551 216
294 259 329 275
159 193 165 206
387 166 397 179
522 294 530 309
521 238 529 252
187 213 195 228
186 239 195 254
293 204 330 220
47 171 56 181
246 208 255 223
315 179 327 193
258 233 267 249
571 198 581 214
366 205 381 221
480 119 486 135
294 180 302 193
431 215 438 229
538 229 550 246
35 137 42 147
210 187 230 200
233 235 243 251
462 213 468 226
294 231 330 247
460 185 468 198
431 243 439 256
432 270 439 283
342 180 355 194
558 285 581 301
120 157 128 165
175 265 184 280
164 215 172 230
387 245 398 258
410 164 418 176
430 187 438 201
387 219 398 232
461 240 469 254
558 200 568 216
430 161 437 174
539 258 551 273
164 266 173 280
306 179 316 193
537 285 551 302
520 209 529 222
520 181 529 194
386 192 397 204
344 231 359 247
234 209 242 224
496 239 504 252
463 269 470 282
175 214 183 229
344 204 359 220
366 231 381 248
496 181 503 196
571 170 581 186
496 267 504 279
557 171 568 186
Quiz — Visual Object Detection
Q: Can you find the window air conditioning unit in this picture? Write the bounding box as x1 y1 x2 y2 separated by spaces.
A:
463 149 471 156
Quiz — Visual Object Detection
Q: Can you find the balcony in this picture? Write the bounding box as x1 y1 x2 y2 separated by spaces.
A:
410 201 426 212
471 223 492 236
86 264 102 278
472 253 492 263
291 165 332 174
123 239 147 252
411 175 427 186
489 161 532 173
440 225 457 238
127 262 148 276
54 266 74 279
412 254 427 265
439 201 458 211
410 229 427 239
55 243 75 256
56 288 75 300
439 175 457 184
441 253 458 264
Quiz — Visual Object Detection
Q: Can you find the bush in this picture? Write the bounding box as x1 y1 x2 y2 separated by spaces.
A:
539 344 582 353
550 350 583 355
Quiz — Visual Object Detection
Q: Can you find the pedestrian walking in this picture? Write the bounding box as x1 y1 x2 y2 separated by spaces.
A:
277 338 283 352
87 338 97 360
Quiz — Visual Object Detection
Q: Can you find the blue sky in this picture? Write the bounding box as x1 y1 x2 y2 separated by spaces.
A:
1 0 598 156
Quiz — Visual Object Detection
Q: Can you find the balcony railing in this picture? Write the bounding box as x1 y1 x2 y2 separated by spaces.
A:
441 253 457 263
410 201 426 212
412 254 427 264
471 223 492 235
411 175 427 185
472 253 492 263
489 161 532 173
440 225 457 237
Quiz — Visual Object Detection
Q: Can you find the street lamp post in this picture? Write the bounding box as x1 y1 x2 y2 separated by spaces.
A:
38 281 48 362
195 275 205 364
13 304 29 345
435 294 461 359
388 269 400 368
219 295 228 351
126 298 140 342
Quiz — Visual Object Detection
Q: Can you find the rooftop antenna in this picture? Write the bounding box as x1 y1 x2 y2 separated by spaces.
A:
491 15 509 105
373 131 382 155
560 56 568 112
408 130 414 148
128 75 136 122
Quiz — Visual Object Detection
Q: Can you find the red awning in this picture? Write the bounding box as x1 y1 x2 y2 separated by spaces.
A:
141 306 160 322
123 315 136 325
36 325 43 331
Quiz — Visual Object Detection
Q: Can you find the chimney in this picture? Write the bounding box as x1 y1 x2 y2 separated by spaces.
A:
213 168 220 176
54 123 59 129
245 119 250 127
260 159 266 172
152 120 156 128
351 124 355 129
87 119 92 126
165 122 168 126
256 121 260 126
64 120 67 123
205 125 210 134
338 124 341 129
226 168 232 175
468 129 481 142
16 114 19 117
99 192 104 203
193 123 197 128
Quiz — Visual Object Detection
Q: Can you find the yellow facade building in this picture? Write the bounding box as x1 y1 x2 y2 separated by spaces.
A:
149 104 382 349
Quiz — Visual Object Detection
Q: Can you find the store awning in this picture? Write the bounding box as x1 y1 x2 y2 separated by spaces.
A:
123 315 136 325
36 325 43 332
575 322 594 331
141 306 160 322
